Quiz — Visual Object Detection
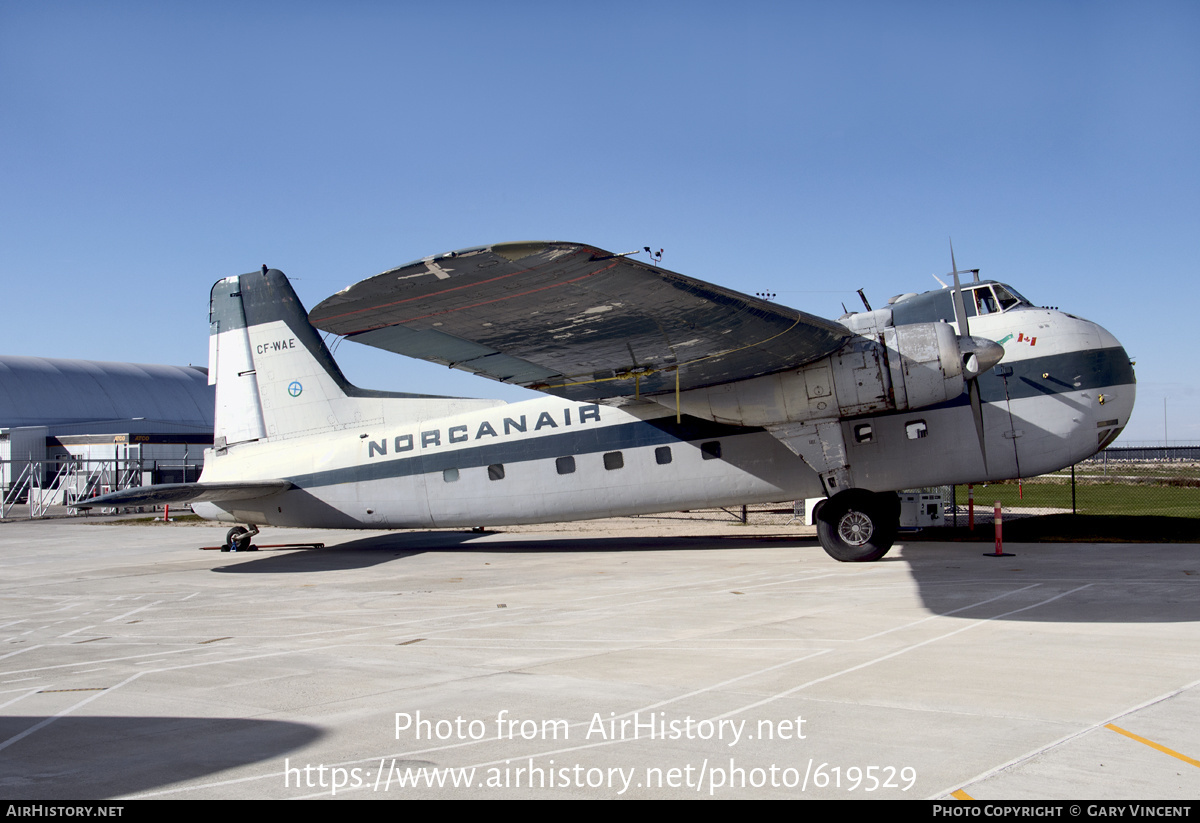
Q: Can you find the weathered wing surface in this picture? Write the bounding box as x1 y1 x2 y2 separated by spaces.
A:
310 242 852 402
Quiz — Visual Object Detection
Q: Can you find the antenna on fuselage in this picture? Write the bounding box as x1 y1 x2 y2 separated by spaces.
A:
856 289 872 311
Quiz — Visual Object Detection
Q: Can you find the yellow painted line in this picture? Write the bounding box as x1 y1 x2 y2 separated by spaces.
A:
952 789 974 800
1106 723 1200 768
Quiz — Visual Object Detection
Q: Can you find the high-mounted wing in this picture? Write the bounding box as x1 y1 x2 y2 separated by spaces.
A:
310 242 852 403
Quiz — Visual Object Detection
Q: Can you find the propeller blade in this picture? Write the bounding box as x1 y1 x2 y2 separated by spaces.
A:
949 240 970 338
969 379 988 473
947 240 998 471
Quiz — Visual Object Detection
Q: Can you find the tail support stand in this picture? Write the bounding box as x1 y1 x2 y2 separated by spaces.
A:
223 524 260 552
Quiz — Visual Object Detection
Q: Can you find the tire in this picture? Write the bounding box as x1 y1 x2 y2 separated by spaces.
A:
815 490 897 562
226 526 253 552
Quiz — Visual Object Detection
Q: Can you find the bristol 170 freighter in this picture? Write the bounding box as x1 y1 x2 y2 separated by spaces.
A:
83 241 1135 561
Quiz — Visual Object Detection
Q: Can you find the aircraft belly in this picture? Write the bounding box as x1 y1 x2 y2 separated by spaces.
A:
333 474 432 528
846 402 1001 490
845 382 1133 490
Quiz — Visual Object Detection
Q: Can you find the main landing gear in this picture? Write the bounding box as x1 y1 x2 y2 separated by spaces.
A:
814 490 900 562
223 525 260 552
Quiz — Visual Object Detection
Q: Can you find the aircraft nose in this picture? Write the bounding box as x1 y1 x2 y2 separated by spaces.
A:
960 335 1004 378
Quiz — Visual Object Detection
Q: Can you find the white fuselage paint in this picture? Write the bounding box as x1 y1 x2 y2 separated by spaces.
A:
193 305 1133 531
194 396 820 528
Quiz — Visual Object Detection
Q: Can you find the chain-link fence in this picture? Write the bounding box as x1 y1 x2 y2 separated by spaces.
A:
648 444 1200 528
951 445 1200 520
633 502 806 526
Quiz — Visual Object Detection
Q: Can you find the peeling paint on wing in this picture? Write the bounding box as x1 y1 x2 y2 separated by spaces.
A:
395 259 453 282
309 240 855 403
423 257 454 280
493 242 548 262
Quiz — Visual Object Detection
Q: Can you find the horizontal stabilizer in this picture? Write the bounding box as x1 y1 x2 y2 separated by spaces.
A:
73 480 294 509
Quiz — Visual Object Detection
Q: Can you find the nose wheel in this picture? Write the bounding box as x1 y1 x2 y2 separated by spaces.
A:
815 490 898 562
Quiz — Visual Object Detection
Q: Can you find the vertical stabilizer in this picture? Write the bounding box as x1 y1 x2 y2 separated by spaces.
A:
209 268 363 446
208 268 505 448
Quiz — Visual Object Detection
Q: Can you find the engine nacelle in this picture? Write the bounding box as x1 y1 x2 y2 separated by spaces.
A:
882 322 966 412
668 322 966 426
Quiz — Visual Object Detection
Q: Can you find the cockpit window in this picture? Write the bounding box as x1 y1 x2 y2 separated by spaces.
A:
968 283 1030 316
992 284 1027 311
889 281 1032 326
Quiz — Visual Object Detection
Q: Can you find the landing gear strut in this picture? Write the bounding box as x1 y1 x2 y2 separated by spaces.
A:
815 490 899 562
223 525 260 552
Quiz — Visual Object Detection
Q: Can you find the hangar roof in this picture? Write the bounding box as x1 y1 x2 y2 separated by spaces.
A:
0 356 214 430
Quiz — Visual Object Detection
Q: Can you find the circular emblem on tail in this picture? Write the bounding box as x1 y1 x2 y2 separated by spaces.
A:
288 381 303 397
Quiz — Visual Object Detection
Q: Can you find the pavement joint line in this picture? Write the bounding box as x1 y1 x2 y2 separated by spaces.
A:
709 584 1095 725
858 583 1042 641
0 645 43 661
0 672 147 753
933 676 1200 799
0 642 368 754
0 687 46 710
132 647 836 798
131 582 1100 797
105 601 164 622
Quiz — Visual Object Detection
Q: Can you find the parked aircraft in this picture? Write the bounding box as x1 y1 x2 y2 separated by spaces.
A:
80 241 1135 561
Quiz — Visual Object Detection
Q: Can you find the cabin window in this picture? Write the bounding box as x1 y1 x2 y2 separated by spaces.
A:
443 468 459 483
655 446 672 465
603 451 624 471
905 420 928 440
556 456 576 475
701 441 722 460
488 463 505 480
853 424 873 443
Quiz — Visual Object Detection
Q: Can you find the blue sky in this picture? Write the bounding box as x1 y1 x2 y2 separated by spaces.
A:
2 1 1196 442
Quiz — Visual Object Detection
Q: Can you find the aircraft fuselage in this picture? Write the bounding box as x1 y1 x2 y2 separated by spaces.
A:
194 303 1133 530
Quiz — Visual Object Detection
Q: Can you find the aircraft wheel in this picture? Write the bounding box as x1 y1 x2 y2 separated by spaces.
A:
815 490 897 562
225 526 255 552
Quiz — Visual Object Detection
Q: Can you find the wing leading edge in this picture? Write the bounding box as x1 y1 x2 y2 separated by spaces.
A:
309 242 852 402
